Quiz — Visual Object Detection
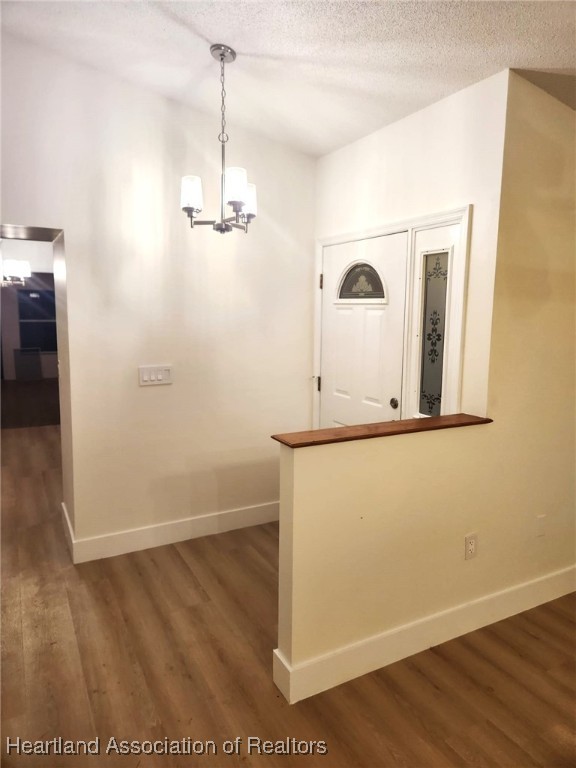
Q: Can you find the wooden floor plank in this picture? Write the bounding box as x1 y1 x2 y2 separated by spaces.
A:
476 625 575 717
1 576 26 723
130 545 210 614
65 571 163 738
527 602 576 647
378 658 482 761
328 674 456 767
547 657 576 693
419 643 555 766
547 593 576 621
504 610 575 666
433 636 575 767
103 554 242 752
18 573 96 743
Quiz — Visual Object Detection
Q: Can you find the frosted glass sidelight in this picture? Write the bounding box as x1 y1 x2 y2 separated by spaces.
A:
419 251 449 416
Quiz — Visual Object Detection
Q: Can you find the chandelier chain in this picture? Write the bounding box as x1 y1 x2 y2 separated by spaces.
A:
219 56 228 144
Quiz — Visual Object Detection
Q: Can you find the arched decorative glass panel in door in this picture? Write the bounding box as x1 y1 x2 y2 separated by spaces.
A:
339 263 385 299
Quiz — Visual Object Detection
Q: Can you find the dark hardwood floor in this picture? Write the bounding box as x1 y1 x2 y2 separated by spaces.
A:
2 425 575 767
1 379 60 429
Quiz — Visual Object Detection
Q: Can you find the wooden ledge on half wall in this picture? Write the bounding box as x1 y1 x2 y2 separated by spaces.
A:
271 413 493 449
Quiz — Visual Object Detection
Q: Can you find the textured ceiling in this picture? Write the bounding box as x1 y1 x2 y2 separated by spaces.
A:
2 1 575 156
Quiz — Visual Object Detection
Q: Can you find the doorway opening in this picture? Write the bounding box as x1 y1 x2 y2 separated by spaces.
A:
1 237 60 428
0 224 74 531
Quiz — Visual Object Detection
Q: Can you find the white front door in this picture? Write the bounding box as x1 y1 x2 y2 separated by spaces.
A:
319 232 408 428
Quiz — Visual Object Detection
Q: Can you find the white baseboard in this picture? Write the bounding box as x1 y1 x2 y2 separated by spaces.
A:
61 501 279 564
273 564 576 703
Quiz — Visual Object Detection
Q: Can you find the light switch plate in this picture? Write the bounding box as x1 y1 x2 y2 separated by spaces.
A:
138 365 173 386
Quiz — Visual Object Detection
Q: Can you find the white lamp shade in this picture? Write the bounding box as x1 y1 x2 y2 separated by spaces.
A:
225 167 248 205
181 175 203 211
244 183 257 217
3 259 31 279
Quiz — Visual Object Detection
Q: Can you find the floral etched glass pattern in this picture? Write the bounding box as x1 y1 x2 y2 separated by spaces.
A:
339 263 385 299
419 251 449 416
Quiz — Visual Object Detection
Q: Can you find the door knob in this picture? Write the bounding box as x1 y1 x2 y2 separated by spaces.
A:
390 397 399 409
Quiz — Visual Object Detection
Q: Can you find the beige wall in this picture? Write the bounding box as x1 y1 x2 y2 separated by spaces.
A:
275 72 575 700
2 34 316 542
316 71 509 416
489 71 575 502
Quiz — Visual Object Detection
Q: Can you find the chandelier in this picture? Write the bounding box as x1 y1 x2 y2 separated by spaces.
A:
181 44 257 234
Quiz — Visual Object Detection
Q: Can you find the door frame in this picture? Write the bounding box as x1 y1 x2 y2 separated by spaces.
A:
0 224 75 531
313 206 472 427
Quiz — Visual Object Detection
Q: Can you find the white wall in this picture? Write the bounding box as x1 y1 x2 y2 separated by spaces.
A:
2 33 316 548
316 71 510 416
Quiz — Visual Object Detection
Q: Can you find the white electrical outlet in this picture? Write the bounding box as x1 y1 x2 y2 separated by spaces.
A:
464 533 478 560
536 514 546 537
